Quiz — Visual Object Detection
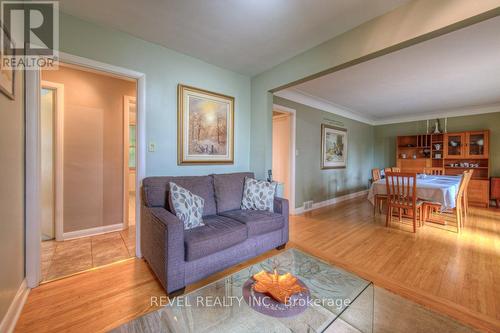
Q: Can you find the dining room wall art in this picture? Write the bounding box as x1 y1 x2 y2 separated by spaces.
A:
321 124 347 169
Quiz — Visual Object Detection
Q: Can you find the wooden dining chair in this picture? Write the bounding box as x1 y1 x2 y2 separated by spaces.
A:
384 167 400 174
385 172 423 233
423 167 444 175
461 170 473 228
371 168 386 214
423 170 473 232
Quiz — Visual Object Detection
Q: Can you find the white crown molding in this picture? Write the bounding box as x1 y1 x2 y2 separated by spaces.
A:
293 190 368 215
274 89 375 125
275 89 500 126
0 279 30 333
372 103 500 125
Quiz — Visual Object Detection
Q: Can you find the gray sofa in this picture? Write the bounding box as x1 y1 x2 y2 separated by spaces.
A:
141 172 289 295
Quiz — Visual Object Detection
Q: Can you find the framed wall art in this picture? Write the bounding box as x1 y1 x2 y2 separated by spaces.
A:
0 23 15 100
178 84 234 164
321 124 347 169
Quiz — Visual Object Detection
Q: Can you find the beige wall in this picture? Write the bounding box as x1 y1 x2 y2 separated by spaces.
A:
42 66 136 232
0 68 25 322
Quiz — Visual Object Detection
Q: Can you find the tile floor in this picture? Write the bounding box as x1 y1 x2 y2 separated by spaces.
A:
41 227 136 282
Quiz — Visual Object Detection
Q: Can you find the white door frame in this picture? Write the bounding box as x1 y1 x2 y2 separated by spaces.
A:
272 104 296 214
123 95 136 229
41 80 65 241
25 52 146 288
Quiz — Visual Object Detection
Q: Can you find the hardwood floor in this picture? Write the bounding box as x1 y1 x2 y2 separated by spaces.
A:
289 198 500 333
16 258 163 333
16 197 500 332
15 249 284 333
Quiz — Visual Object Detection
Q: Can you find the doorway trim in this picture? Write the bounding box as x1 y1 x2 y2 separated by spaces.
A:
41 80 65 241
25 52 146 288
123 95 136 229
272 104 296 214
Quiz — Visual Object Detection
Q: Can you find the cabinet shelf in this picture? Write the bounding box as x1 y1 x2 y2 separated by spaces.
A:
445 166 488 169
398 146 430 149
397 130 490 207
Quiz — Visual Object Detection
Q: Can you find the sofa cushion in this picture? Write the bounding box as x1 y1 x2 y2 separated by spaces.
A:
213 172 254 213
143 176 217 216
169 182 205 230
184 215 247 261
219 209 284 237
241 177 277 212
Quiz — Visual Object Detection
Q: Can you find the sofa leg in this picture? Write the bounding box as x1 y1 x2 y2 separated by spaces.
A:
276 243 286 250
168 287 186 298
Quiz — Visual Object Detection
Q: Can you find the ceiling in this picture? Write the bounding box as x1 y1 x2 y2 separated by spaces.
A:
276 16 500 124
59 0 409 76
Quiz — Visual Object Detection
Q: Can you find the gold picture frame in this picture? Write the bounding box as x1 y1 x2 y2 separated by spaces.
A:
321 124 347 169
0 23 15 100
178 84 234 165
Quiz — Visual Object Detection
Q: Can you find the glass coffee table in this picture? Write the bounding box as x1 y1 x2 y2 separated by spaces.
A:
112 249 373 333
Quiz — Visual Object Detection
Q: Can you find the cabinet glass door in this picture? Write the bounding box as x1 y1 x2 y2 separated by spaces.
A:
445 133 464 158
467 131 488 158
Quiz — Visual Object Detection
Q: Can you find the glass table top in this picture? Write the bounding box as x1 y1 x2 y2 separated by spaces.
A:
112 249 373 333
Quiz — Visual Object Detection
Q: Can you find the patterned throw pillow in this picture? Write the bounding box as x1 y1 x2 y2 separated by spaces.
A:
169 182 205 230
241 177 277 212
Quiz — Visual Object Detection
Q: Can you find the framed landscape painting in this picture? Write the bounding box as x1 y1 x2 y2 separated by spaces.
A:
178 84 234 164
0 24 15 100
321 124 347 169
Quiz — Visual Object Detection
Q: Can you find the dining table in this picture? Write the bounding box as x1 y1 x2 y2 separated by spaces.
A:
368 174 462 211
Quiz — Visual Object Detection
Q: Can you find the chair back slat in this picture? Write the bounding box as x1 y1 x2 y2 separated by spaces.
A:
384 167 400 174
423 167 444 175
372 168 381 182
457 170 473 202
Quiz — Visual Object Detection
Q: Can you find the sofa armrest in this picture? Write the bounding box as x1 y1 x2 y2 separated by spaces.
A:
274 196 288 215
149 207 184 234
274 197 289 245
141 206 186 293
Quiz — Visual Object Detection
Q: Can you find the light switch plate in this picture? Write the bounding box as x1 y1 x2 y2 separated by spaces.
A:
148 142 156 152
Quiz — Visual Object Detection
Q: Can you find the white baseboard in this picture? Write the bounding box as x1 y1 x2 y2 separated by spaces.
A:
63 223 125 240
0 279 30 333
293 190 368 215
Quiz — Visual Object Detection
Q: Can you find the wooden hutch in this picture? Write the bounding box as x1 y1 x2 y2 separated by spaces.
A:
396 130 490 207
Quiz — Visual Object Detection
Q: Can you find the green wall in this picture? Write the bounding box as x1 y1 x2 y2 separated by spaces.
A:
250 1 499 179
274 97 373 209
374 112 500 177
60 13 251 177
274 96 500 209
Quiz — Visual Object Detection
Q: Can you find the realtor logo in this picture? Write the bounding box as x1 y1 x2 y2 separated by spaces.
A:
1 0 58 69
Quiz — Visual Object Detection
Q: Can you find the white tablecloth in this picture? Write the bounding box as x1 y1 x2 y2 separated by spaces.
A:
368 175 462 210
